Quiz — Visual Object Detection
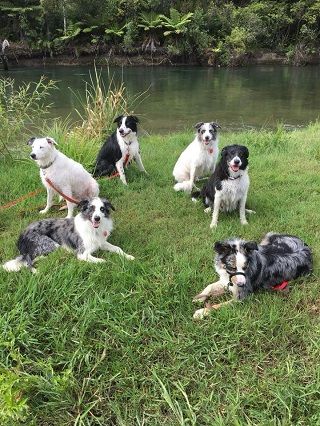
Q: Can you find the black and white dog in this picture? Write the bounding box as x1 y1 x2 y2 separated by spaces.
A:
193 233 313 319
2 197 134 273
173 122 220 193
192 144 254 228
93 115 147 184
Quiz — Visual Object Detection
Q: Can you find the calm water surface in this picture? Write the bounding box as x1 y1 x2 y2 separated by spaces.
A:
1 65 320 134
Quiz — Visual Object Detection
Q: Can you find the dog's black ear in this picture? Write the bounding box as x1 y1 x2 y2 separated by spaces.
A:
243 241 258 252
194 122 204 131
103 199 116 212
113 115 123 124
214 241 232 255
131 115 139 123
241 145 249 158
211 122 221 130
27 137 36 145
221 146 228 156
78 199 89 212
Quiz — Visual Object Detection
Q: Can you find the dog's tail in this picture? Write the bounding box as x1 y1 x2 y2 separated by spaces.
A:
3 256 27 272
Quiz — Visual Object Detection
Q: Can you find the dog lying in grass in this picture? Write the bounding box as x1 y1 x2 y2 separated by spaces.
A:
173 122 220 193
192 144 254 228
2 197 134 273
28 136 99 218
193 232 312 319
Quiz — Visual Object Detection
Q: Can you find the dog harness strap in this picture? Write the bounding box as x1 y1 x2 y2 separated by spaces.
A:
272 281 289 291
45 177 79 205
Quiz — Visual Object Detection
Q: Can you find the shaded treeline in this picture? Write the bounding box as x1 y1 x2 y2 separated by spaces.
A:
0 1 319 65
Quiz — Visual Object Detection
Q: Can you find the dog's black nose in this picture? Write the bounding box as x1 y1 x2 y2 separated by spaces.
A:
30 153 36 159
234 159 240 165
119 129 124 135
205 136 210 140
94 215 100 222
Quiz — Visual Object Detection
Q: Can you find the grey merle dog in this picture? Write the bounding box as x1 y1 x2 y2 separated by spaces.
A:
2 197 134 273
193 232 312 319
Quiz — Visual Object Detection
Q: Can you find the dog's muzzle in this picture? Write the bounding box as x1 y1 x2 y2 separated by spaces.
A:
227 271 246 288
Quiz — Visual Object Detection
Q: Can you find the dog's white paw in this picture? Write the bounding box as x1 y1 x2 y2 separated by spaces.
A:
192 293 207 303
193 308 208 320
125 254 135 261
39 208 49 214
91 257 105 263
241 220 248 226
245 209 256 214
191 197 198 203
204 207 211 214
210 221 217 229
174 183 181 192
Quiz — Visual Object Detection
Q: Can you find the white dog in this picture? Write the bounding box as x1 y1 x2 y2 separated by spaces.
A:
173 122 220 193
28 137 99 218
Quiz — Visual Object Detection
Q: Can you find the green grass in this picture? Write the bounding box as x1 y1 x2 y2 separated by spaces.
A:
0 124 320 425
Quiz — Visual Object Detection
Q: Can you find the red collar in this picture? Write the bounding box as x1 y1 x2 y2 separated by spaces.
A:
272 281 289 291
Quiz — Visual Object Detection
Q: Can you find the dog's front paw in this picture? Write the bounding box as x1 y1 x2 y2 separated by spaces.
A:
245 209 256 214
204 207 211 214
210 221 217 229
193 308 209 320
39 208 49 214
241 220 248 226
91 257 105 263
125 254 135 261
192 293 208 303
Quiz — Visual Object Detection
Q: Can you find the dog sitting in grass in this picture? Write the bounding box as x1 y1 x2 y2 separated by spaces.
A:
93 115 147 184
173 122 220 193
193 233 312 319
28 136 99 218
2 197 134 273
192 144 254 228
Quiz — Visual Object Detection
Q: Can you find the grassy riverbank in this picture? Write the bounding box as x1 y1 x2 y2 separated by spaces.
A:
0 125 320 424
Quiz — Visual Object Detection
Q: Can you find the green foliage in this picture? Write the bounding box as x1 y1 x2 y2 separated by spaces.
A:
138 12 163 52
160 8 194 37
0 76 56 157
1 1 320 65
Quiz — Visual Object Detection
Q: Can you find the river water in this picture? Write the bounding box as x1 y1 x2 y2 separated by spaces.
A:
1 65 320 134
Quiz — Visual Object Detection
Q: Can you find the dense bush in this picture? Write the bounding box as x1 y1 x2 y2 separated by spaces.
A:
0 0 319 65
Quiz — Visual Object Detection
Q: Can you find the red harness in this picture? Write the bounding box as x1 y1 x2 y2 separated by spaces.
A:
106 152 130 180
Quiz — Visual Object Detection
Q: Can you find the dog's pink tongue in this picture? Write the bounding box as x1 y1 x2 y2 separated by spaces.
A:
92 221 100 228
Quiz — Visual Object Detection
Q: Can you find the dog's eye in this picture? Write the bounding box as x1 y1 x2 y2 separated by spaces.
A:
100 207 105 212
201 130 205 134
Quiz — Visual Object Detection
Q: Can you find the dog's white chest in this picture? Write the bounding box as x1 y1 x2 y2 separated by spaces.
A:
75 216 113 253
220 174 249 212
119 137 139 163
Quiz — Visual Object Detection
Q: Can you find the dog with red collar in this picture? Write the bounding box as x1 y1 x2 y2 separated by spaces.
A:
193 232 312 319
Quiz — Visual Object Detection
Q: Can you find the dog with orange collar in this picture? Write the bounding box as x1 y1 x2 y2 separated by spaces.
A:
193 232 312 319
